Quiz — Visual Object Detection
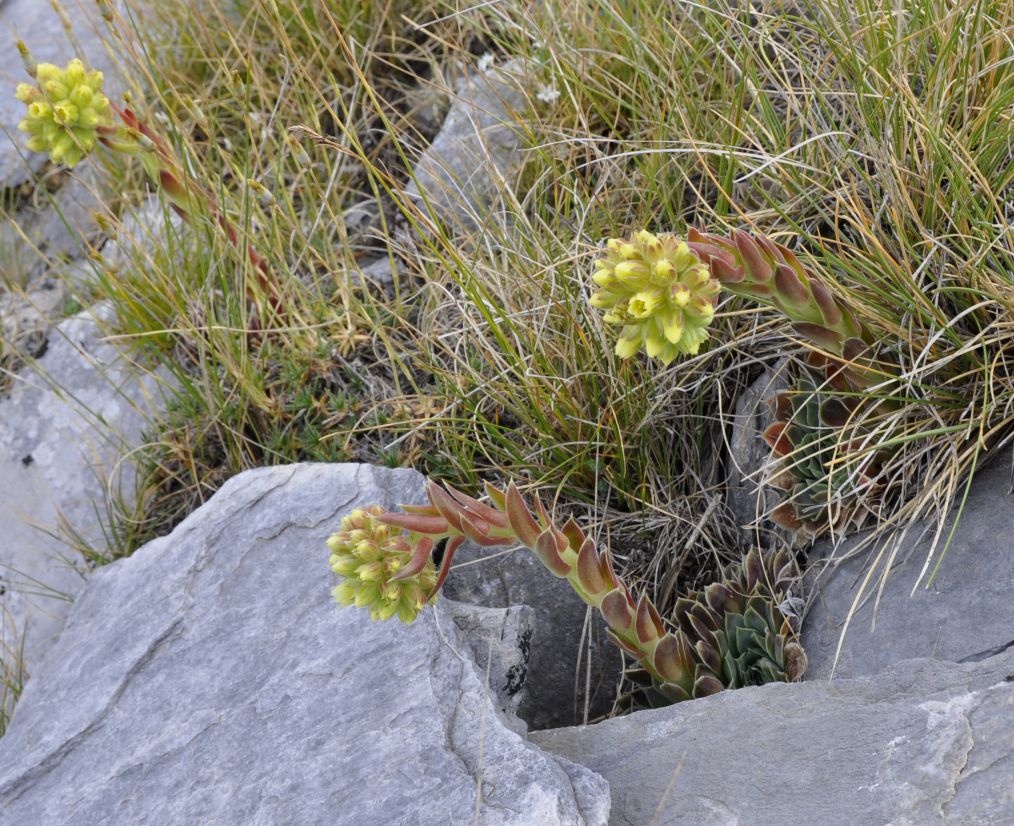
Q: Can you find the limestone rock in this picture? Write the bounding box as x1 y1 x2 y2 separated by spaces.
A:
0 302 167 681
725 362 790 544
0 275 66 363
0 162 111 286
802 457 1014 680
443 542 623 731
100 194 185 270
406 61 528 231
534 650 1014 826
0 464 610 825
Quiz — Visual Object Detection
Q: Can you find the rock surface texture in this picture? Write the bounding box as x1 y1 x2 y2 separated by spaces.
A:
0 303 165 678
0 464 610 825
406 61 527 231
725 362 790 542
443 541 622 731
534 650 1014 826
802 457 1014 679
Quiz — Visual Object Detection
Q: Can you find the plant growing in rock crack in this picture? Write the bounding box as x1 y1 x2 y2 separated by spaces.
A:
326 480 806 704
762 369 880 536
591 227 897 537
13 48 281 321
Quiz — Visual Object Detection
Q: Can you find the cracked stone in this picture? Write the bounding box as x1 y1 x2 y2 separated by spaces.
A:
0 464 610 825
802 457 1014 680
442 540 623 732
533 649 1014 826
0 302 169 682
405 61 529 232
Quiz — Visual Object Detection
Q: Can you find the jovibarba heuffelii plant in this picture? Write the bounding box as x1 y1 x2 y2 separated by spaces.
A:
594 227 887 389
592 227 896 537
326 480 806 703
13 48 281 314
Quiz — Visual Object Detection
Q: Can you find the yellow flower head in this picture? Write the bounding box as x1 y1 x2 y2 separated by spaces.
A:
16 58 113 168
327 506 438 624
590 230 721 364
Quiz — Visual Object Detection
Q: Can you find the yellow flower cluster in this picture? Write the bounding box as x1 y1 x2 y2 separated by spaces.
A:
16 59 113 168
590 230 721 364
327 506 437 623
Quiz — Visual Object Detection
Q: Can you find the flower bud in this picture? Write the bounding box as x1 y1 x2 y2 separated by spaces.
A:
15 57 113 168
326 505 438 623
590 230 721 363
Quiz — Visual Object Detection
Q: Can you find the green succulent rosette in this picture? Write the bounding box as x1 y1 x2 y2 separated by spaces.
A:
16 58 113 168
327 506 438 624
591 229 721 364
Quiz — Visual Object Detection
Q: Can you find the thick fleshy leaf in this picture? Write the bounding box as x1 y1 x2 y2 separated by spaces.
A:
791 321 844 349
771 501 805 530
399 504 442 516
428 535 464 599
635 594 663 644
696 638 721 673
575 537 606 594
376 512 450 536
606 628 642 658
483 481 507 510
535 529 571 576
774 264 809 305
425 481 467 534
391 536 434 581
505 483 541 548
444 483 509 529
763 422 793 456
711 255 745 284
600 588 636 633
653 632 693 685
692 673 725 698
733 229 773 282
811 280 842 326
703 582 731 613
819 397 852 428
561 517 586 552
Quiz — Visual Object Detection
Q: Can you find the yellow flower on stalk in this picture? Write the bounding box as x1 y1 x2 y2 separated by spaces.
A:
16 58 113 168
327 506 438 624
590 230 721 364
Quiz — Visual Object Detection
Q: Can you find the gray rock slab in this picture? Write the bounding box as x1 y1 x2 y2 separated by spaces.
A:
0 301 166 679
0 463 610 825
533 650 1014 826
405 61 528 231
443 541 623 731
0 0 124 187
802 457 1014 680
725 362 789 543
0 161 112 287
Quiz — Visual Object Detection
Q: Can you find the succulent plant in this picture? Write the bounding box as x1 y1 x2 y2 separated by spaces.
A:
13 49 281 314
327 479 806 704
762 371 877 534
590 229 721 363
15 58 113 167
666 547 806 697
327 506 438 623
687 227 867 357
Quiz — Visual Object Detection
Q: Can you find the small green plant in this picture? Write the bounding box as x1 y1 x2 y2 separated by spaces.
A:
762 371 878 536
13 49 280 312
326 480 806 704
592 227 900 536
